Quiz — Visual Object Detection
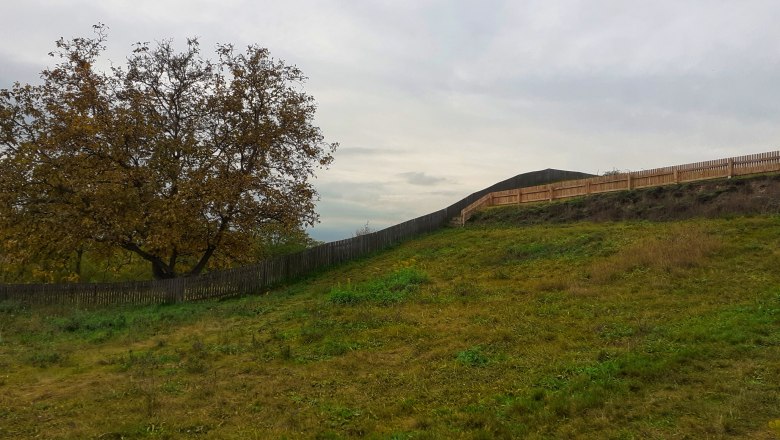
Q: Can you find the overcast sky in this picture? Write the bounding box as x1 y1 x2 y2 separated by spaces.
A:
3 1 780 241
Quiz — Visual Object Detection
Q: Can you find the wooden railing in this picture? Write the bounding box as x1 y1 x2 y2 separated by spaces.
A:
460 151 780 225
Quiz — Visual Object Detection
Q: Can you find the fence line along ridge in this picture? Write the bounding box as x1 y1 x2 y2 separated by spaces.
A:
459 151 780 225
1 168 585 306
6 152 776 307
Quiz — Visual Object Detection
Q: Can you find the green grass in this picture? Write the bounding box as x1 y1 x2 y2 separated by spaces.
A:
1 216 779 438
328 267 429 305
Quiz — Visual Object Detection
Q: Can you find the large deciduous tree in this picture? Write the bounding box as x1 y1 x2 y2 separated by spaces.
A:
0 25 336 279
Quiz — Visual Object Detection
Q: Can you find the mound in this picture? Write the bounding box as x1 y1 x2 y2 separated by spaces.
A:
469 173 780 225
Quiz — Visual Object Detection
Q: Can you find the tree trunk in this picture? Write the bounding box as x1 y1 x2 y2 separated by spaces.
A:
151 258 176 279
188 245 216 277
74 248 84 281
121 242 177 279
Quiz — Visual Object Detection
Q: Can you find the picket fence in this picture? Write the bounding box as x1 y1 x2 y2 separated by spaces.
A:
0 169 589 306
460 151 780 224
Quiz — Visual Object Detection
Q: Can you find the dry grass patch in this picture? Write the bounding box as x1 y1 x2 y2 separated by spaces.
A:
589 225 721 283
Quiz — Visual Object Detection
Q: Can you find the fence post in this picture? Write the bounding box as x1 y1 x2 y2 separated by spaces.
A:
674 169 679 184
548 185 554 201
627 174 633 190
177 277 185 303
727 158 734 178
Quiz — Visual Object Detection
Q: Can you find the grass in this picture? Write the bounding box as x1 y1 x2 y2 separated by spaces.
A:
328 267 429 305
0 216 779 438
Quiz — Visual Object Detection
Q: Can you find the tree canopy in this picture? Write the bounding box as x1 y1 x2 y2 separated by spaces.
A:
0 25 336 280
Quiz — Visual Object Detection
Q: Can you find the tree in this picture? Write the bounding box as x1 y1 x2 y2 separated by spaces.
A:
353 221 375 237
0 25 336 279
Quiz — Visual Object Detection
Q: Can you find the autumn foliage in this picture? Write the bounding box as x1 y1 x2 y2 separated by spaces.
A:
0 25 336 279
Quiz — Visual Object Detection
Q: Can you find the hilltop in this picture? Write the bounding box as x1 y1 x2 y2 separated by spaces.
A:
470 173 780 226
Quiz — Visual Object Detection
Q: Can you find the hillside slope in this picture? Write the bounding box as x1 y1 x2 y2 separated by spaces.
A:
2 213 779 438
440 168 595 225
470 173 780 226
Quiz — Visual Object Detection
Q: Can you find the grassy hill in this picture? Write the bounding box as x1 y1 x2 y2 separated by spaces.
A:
1 198 780 438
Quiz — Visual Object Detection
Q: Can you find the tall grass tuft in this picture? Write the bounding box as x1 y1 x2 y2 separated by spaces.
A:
589 226 720 282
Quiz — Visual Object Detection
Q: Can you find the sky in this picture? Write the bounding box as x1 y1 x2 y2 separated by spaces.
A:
2 1 780 241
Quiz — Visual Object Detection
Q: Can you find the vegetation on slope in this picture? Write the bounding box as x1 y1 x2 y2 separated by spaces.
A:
1 216 779 439
470 174 780 226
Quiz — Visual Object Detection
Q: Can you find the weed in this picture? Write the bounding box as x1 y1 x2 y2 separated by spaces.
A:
325 405 362 429
56 313 128 334
450 281 483 297
492 268 511 280
0 300 24 314
119 351 163 418
328 267 428 305
183 356 206 373
158 339 203 373
161 379 184 395
507 242 556 260
456 346 490 367
178 425 211 435
279 344 293 360
300 322 328 344
599 323 636 340
215 343 245 355
28 349 66 368
320 339 349 357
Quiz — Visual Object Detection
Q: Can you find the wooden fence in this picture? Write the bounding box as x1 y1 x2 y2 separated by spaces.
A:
0 169 588 307
10 150 779 308
460 151 780 224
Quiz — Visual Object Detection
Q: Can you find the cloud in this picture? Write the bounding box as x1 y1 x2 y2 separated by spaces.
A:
5 1 780 242
398 171 448 186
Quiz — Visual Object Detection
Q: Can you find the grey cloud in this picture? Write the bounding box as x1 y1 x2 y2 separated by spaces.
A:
0 57 42 89
5 1 780 242
398 172 447 186
429 190 462 198
317 180 387 203
454 73 780 125
335 147 404 158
